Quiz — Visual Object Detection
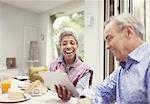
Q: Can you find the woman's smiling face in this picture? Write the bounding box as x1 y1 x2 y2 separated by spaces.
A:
60 35 78 63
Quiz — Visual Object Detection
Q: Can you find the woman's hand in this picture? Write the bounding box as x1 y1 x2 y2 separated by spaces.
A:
54 84 72 101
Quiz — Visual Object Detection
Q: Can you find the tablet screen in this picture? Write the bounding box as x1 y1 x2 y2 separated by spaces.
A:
39 72 79 97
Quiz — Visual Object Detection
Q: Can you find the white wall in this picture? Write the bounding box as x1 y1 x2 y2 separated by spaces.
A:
39 13 52 66
84 0 104 84
0 3 40 73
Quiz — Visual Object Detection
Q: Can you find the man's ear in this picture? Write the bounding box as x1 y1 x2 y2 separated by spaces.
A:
125 25 135 37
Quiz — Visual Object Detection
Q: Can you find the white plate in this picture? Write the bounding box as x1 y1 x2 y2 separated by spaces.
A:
0 93 31 103
31 93 42 97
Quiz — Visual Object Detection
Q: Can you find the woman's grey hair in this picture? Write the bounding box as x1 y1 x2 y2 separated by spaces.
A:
104 13 145 38
57 28 78 47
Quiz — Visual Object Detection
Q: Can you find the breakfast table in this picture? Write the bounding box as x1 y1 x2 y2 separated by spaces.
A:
0 79 78 104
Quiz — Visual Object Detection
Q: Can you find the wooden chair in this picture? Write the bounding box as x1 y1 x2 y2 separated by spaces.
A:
78 56 93 87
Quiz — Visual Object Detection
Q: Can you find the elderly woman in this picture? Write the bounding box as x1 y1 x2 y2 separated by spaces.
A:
49 28 92 101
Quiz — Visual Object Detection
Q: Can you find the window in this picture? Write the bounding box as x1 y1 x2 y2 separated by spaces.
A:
145 1 150 42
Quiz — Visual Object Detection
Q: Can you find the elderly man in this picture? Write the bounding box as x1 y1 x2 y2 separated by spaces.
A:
78 13 150 104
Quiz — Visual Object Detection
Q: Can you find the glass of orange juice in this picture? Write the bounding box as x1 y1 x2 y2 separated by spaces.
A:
1 75 11 94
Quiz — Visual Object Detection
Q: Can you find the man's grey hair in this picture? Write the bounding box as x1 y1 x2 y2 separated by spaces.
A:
104 13 145 38
57 28 78 47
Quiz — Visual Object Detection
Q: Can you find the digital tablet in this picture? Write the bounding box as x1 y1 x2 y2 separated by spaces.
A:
39 72 79 97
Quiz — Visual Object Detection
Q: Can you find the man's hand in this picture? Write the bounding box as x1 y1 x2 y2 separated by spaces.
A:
77 98 92 104
55 84 72 101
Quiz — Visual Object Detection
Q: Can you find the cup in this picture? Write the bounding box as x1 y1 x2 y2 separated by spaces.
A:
1 80 11 93
0 75 11 94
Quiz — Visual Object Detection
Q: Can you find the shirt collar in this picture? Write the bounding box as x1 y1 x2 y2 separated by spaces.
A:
57 55 64 63
128 42 150 62
57 54 80 68
120 42 150 68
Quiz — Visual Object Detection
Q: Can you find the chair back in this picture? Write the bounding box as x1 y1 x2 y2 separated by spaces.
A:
89 70 93 87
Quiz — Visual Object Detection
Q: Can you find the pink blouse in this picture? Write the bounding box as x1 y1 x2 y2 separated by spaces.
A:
49 55 91 86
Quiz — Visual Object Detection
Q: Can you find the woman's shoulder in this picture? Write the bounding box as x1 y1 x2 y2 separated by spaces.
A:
76 58 92 71
49 57 61 66
49 57 61 71
51 58 58 63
